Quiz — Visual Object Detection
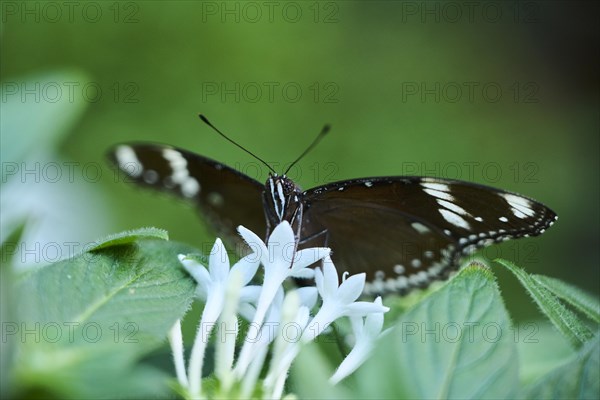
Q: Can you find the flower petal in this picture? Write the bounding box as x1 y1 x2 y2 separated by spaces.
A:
292 247 330 270
231 254 260 286
238 225 268 265
179 254 211 294
267 222 296 266
344 301 389 317
336 273 366 304
364 297 385 337
321 257 340 298
209 238 230 283
267 221 295 250
330 340 372 384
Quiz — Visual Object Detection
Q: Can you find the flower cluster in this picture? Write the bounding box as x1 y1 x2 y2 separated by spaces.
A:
169 222 389 399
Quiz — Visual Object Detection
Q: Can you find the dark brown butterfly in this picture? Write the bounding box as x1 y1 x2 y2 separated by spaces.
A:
108 116 557 295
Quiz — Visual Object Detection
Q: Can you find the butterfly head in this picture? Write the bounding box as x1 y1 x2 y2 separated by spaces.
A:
264 173 303 225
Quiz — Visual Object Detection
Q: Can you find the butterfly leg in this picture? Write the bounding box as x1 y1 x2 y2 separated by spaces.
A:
298 228 329 247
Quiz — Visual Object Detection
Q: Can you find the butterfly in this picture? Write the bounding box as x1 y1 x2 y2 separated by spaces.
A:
108 115 557 295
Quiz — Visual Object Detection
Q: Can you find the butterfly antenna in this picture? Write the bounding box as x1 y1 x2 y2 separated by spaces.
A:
284 124 330 175
199 114 276 174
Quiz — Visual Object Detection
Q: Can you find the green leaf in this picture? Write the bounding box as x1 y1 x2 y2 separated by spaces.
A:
522 335 599 399
88 227 169 251
356 264 519 399
291 342 350 399
496 259 593 347
10 239 197 398
532 274 600 323
16 239 196 346
517 322 575 386
12 343 171 399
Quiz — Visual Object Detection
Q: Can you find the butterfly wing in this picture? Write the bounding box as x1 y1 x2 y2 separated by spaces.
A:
301 177 557 295
108 143 267 245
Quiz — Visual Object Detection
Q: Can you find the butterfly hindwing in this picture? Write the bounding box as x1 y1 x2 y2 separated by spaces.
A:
109 143 267 244
301 176 557 294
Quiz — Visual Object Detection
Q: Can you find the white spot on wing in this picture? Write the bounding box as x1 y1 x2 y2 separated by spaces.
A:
115 145 143 177
143 169 159 184
207 192 224 207
502 193 535 219
424 188 455 202
462 244 478 254
162 148 201 198
411 222 430 234
428 263 443 276
394 264 405 274
422 182 451 192
439 209 471 230
364 181 373 187
437 199 470 216
385 278 397 292
397 276 409 289
181 178 200 198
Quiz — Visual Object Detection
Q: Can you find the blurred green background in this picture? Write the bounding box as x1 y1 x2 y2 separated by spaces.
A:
2 1 598 319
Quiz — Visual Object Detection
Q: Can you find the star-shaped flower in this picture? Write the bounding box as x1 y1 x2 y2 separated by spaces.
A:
179 238 260 311
170 221 391 400
303 256 389 342
178 238 260 397
234 221 329 377
330 296 391 384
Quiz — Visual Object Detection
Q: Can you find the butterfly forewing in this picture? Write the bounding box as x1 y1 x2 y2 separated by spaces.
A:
301 176 557 295
109 143 267 245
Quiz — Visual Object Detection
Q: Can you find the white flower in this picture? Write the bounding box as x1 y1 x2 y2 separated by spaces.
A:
178 238 259 398
179 238 260 309
171 222 390 400
329 296 391 384
303 256 389 342
234 222 329 377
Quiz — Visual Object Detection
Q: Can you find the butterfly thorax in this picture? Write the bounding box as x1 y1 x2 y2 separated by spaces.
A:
263 174 304 239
